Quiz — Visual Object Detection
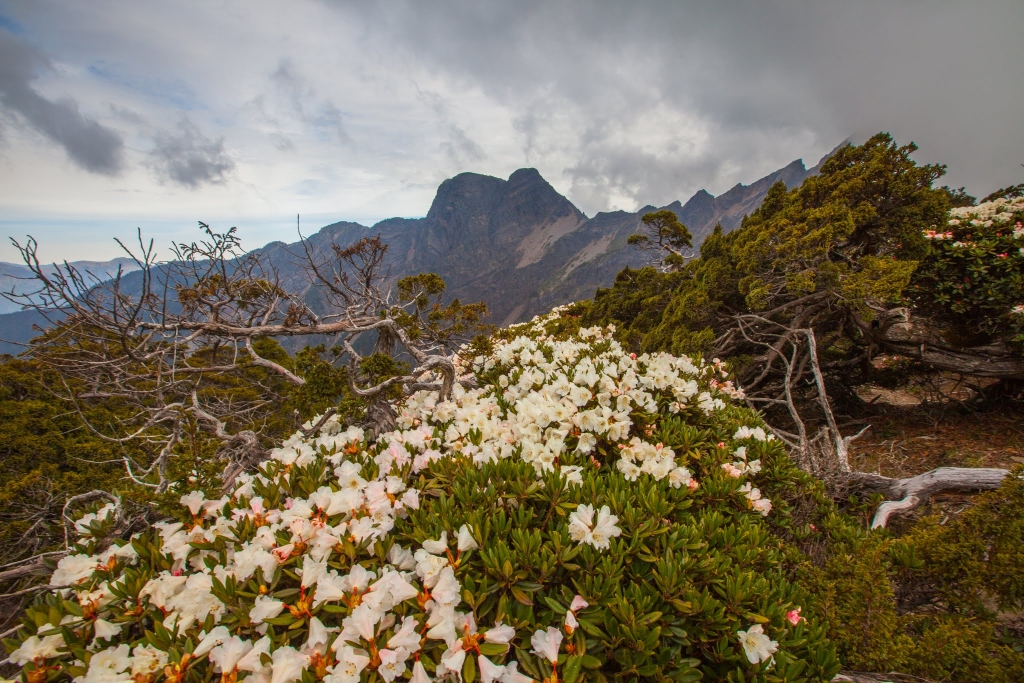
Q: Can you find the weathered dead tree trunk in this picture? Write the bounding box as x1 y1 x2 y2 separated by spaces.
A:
834 671 940 683
847 467 1010 528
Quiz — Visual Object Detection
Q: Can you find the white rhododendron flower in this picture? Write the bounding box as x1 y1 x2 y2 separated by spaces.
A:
74 503 116 535
457 524 478 552
270 646 310 683
9 633 64 666
180 491 206 516
568 504 622 549
8 310 792 683
530 626 563 663
737 623 779 664
50 554 98 587
208 636 253 674
130 645 168 677
733 426 768 442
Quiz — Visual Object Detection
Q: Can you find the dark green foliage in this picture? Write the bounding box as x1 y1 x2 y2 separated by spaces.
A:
411 450 839 683
982 184 1024 202
0 357 130 562
627 210 694 272
589 133 951 360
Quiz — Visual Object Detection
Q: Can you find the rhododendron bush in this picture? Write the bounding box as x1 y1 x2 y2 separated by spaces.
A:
3 310 839 683
911 194 1024 350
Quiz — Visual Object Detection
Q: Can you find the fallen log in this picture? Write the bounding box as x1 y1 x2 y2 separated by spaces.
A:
844 467 1011 528
834 671 939 683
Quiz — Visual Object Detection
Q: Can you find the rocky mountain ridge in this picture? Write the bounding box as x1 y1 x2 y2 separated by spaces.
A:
0 149 835 353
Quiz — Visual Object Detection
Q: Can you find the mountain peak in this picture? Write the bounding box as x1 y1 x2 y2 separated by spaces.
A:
508 167 544 184
681 188 714 211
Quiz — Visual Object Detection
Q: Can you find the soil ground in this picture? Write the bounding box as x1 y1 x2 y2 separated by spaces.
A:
844 397 1024 528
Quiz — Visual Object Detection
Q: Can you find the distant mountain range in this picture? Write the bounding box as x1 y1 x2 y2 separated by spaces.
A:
0 147 837 355
0 257 142 315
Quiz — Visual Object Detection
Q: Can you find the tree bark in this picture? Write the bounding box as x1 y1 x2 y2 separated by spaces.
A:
869 308 1024 379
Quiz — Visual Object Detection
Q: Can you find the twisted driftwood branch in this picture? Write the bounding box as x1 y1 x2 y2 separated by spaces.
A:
846 467 1011 528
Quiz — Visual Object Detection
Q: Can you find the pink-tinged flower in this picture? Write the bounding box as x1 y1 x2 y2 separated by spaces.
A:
330 645 371 683
439 641 467 677
530 627 562 663
409 660 431 683
484 622 516 644
564 610 578 634
272 544 295 562
786 607 806 626
721 463 743 478
376 648 409 682
478 654 507 683
387 616 421 651
570 595 589 612
501 661 534 683
686 478 699 491
346 603 382 641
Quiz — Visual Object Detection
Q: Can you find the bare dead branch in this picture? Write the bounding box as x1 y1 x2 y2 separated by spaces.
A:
6 225 482 487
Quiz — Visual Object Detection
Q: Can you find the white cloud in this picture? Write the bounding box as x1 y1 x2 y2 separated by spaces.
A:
0 0 1021 262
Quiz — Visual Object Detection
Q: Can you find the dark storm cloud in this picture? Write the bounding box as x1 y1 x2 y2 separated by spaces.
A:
147 118 234 188
0 29 124 174
337 0 1024 204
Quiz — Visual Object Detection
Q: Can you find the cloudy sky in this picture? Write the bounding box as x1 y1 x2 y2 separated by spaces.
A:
0 1 1021 262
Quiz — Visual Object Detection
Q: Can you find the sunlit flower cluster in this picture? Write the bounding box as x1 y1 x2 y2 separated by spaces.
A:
5 309 782 682
948 195 1024 225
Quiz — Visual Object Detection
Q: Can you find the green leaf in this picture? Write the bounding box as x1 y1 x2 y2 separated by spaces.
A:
577 619 605 639
563 655 583 683
542 596 567 614
463 651 477 683
510 586 534 606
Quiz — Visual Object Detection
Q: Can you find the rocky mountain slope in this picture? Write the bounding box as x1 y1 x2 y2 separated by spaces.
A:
0 150 834 353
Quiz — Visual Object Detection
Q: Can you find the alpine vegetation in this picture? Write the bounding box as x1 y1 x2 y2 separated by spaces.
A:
3 308 839 683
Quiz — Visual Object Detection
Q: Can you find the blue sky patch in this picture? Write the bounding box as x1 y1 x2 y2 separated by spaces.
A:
87 63 203 112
